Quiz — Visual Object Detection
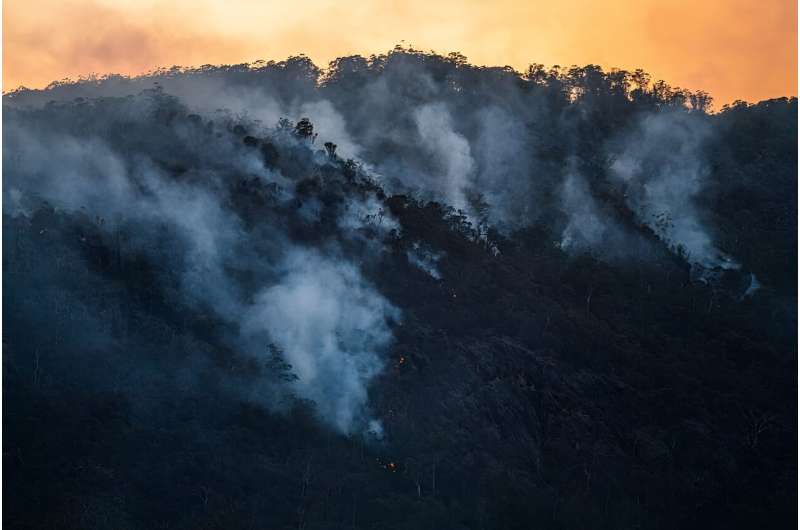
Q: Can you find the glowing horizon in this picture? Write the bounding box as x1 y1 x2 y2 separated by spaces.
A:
4 0 797 106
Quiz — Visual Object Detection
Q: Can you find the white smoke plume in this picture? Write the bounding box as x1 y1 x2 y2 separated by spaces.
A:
406 241 443 279
242 248 399 434
413 103 475 212
609 111 735 269
4 95 400 435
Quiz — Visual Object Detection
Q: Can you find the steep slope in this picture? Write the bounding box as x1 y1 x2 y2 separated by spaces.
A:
4 51 797 529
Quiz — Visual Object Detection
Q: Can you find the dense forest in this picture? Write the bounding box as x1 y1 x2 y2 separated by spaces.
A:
4 48 797 529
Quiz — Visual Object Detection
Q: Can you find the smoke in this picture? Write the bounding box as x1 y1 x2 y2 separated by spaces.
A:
473 106 535 227
559 171 615 252
406 241 443 279
5 117 247 316
5 54 758 439
5 53 740 268
4 92 400 435
413 103 475 211
556 169 658 262
298 99 362 159
608 111 734 268
242 248 399 434
743 273 761 298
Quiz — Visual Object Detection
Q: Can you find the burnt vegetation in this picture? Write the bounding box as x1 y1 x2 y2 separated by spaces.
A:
3 48 798 529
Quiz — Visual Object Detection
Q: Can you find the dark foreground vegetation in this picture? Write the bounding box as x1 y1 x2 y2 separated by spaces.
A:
4 49 797 529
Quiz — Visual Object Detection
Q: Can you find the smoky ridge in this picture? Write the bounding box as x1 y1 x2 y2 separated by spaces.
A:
4 45 797 530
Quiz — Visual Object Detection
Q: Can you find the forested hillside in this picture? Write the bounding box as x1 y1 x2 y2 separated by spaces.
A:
4 48 797 529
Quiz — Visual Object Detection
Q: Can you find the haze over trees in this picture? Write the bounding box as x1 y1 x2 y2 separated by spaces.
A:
4 47 797 529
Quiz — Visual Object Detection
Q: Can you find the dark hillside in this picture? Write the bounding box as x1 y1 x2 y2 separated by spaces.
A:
4 50 797 529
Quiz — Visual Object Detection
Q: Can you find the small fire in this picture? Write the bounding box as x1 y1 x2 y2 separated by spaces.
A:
376 458 399 472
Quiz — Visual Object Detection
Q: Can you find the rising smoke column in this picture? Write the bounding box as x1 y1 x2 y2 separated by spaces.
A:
608 111 736 269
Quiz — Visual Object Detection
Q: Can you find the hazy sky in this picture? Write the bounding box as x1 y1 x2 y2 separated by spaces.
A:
4 0 797 106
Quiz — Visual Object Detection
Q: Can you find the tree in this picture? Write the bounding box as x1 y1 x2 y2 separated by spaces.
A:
266 343 298 383
294 117 315 140
689 90 713 113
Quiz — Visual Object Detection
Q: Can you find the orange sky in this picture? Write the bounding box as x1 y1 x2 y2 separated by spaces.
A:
3 0 797 106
